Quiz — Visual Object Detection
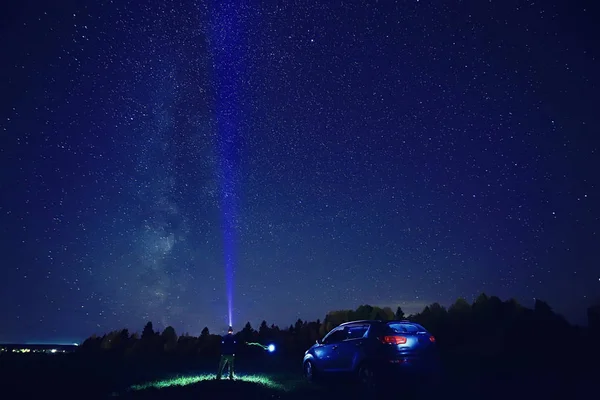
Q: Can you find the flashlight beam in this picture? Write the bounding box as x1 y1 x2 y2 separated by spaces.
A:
209 1 247 328
246 342 276 353
246 342 268 350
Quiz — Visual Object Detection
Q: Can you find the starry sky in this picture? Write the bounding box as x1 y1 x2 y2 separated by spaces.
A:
1 0 599 343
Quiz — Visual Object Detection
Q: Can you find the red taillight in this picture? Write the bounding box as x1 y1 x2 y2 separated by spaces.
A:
381 336 407 345
429 335 436 343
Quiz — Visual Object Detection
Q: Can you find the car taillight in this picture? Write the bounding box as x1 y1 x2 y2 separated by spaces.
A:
381 336 407 345
429 335 436 343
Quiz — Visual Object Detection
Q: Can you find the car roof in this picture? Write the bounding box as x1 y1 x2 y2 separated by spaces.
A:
338 319 415 326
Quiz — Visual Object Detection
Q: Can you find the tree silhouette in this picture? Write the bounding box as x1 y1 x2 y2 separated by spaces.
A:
412 302 447 338
81 334 101 352
141 321 154 340
381 307 395 320
101 331 121 350
472 293 489 313
242 321 253 333
161 326 177 352
240 321 255 342
200 327 210 337
449 297 471 315
355 305 374 319
395 306 405 320
259 320 270 340
534 299 554 317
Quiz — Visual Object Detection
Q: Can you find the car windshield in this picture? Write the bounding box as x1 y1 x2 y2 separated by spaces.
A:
386 323 424 334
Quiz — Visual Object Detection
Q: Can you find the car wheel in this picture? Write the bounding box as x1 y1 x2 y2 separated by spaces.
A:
304 360 317 383
357 363 377 390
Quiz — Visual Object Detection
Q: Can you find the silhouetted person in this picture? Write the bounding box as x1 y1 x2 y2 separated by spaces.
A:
216 326 236 380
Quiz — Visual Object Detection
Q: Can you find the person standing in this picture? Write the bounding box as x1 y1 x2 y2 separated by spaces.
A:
216 326 236 380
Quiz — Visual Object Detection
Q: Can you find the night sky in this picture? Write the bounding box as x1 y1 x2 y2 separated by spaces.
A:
1 0 599 344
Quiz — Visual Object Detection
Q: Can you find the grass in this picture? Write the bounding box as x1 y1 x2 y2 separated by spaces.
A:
129 372 292 392
120 371 362 400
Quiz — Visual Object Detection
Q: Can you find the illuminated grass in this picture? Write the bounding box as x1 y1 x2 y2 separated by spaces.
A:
130 373 287 392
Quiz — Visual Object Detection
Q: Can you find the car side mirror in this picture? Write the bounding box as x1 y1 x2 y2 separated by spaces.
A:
316 339 322 345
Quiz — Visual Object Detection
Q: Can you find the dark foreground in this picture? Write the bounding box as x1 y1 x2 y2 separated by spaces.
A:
0 352 597 400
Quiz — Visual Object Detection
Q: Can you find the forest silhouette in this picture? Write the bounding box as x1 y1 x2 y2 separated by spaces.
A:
79 294 600 367
3 294 600 399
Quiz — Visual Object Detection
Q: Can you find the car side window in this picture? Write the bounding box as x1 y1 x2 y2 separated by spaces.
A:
323 328 347 344
346 325 369 340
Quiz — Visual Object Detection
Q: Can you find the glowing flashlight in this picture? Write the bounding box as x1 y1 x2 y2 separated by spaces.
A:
267 344 275 353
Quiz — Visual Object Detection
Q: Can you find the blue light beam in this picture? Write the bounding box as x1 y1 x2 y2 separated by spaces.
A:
208 1 247 328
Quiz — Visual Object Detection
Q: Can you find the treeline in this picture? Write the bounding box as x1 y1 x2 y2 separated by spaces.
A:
79 294 600 361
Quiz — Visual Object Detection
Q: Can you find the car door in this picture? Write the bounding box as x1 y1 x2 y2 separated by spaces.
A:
317 327 348 371
333 324 370 371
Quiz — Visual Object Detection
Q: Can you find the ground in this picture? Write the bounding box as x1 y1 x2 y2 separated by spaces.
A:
1 353 596 399
114 370 438 399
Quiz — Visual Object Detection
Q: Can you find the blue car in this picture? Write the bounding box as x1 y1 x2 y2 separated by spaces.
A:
303 320 440 388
